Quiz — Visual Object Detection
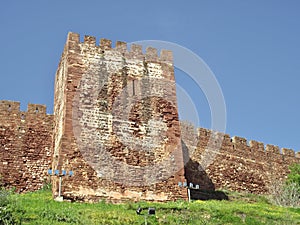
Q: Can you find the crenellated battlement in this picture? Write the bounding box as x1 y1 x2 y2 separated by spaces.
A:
0 100 20 113
0 100 53 193
233 134 299 159
0 100 50 116
179 122 300 161
180 122 300 194
1 32 299 199
27 103 47 114
282 148 296 157
249 140 265 152
231 136 248 146
66 32 173 64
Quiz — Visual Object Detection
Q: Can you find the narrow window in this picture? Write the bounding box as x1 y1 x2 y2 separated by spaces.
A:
35 107 39 113
132 80 135 95
8 104 11 111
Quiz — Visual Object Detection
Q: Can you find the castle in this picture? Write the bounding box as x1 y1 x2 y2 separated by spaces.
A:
0 32 299 202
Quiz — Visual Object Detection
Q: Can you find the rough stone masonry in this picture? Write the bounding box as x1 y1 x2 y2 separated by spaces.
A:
0 32 299 202
52 32 187 202
0 101 53 192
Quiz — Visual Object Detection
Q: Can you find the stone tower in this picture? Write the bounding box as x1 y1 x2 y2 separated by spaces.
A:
52 32 187 202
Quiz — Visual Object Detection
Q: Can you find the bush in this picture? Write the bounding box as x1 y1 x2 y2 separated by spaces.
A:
0 188 10 208
270 182 300 208
0 188 18 225
287 163 300 186
269 164 300 208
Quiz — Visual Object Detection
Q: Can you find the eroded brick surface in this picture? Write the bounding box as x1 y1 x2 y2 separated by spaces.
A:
0 101 53 192
181 124 300 194
1 32 299 202
52 32 187 202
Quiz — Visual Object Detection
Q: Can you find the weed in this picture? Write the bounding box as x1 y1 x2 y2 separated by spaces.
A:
2 189 300 224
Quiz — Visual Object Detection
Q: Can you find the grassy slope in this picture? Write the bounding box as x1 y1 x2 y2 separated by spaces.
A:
10 189 300 225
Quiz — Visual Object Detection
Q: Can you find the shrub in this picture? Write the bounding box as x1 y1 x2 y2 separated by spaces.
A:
0 188 10 208
269 164 300 208
287 163 300 186
0 188 18 225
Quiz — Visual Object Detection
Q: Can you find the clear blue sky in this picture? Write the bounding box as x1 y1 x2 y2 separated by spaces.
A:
0 1 299 152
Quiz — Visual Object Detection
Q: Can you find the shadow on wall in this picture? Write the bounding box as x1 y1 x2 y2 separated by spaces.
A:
182 140 228 201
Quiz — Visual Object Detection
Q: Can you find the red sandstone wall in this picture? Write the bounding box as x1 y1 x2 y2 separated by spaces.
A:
1 32 298 201
52 32 187 202
181 122 300 194
0 100 53 192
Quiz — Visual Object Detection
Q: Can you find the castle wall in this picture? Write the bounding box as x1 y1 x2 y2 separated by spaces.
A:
0 100 53 192
52 32 187 202
181 123 300 194
1 32 299 201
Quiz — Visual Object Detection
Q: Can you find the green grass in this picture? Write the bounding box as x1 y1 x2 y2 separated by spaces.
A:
7 189 300 225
